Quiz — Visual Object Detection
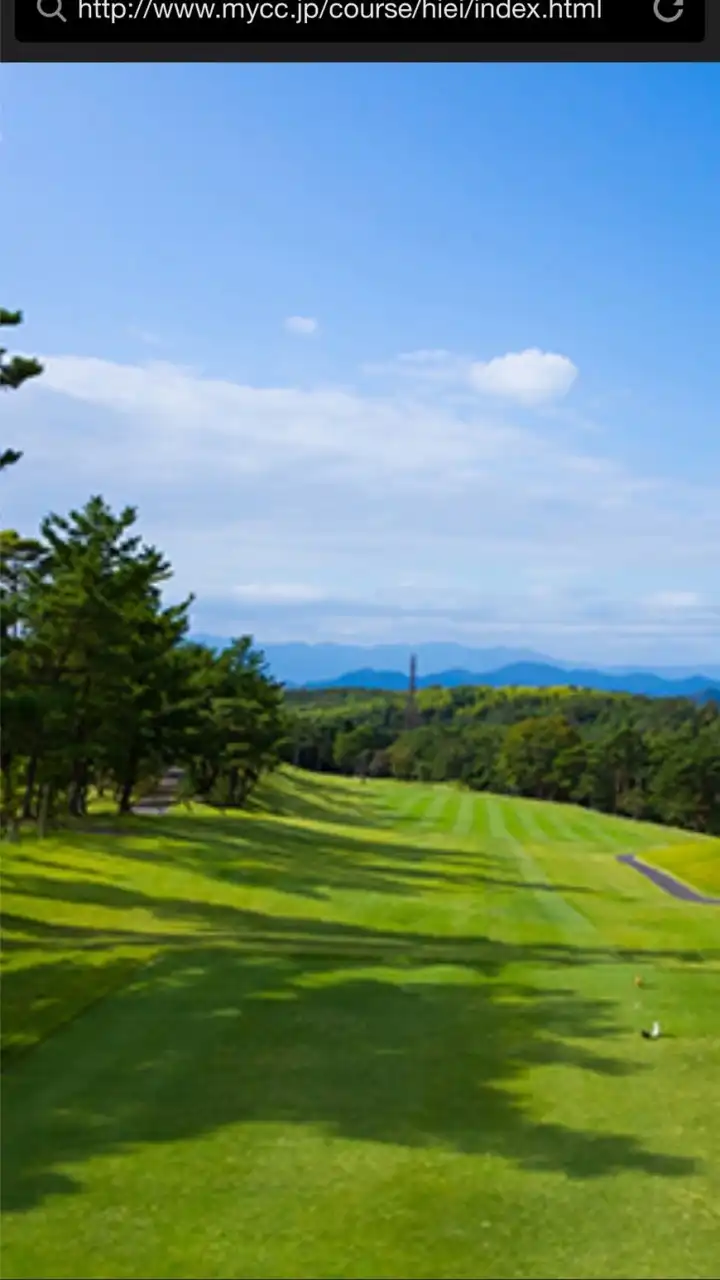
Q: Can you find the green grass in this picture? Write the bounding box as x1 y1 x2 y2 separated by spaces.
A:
640 840 720 896
2 770 719 1279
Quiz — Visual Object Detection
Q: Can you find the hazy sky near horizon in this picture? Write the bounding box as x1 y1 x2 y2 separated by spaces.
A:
3 63 718 666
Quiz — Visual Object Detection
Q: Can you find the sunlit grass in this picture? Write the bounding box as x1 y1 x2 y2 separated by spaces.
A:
641 839 720 895
2 768 718 1279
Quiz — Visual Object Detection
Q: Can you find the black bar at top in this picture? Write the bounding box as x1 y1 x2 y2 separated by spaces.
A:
13 0 707 43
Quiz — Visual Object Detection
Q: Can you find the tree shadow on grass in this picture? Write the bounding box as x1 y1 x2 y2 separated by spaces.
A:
1 886 708 1220
5 852 718 977
1 936 697 1219
1 950 147 1068
246 770 394 829
4 884 716 972
4 776 714 1235
36 809 597 908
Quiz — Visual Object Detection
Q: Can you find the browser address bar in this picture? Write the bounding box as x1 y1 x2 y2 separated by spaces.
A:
19 0 707 40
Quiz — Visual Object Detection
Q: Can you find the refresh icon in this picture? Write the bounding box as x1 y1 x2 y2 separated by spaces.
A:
654 0 684 21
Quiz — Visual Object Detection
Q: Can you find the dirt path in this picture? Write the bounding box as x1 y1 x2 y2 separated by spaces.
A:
617 853 719 905
131 768 184 816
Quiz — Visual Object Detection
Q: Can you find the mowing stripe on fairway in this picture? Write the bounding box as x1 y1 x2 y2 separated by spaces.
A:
401 789 438 823
483 794 511 842
557 810 626 851
495 800 600 933
391 786 426 819
502 836 601 941
497 797 540 846
530 804 591 845
436 788 462 834
452 792 477 839
508 799 552 845
418 788 453 831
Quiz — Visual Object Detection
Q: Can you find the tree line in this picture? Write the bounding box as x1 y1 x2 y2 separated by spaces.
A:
1 306 286 837
283 683 720 835
0 498 286 837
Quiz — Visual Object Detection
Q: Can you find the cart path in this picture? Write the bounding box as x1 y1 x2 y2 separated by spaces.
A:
131 768 184 816
617 853 719 905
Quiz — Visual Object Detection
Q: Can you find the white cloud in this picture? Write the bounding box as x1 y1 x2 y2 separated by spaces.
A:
364 346 578 407
34 353 534 481
4 346 718 663
469 349 578 405
284 316 318 336
21 354 711 531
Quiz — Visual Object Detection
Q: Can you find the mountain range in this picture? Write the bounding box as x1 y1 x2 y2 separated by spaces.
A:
300 662 719 699
191 638 720 700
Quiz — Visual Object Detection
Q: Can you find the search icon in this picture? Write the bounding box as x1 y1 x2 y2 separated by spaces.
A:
37 0 67 18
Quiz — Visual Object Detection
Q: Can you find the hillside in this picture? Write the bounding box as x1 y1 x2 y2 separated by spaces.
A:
284 682 720 838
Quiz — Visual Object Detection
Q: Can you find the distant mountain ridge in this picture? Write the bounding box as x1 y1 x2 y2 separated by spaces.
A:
191 638 558 681
190 637 720 686
299 661 720 700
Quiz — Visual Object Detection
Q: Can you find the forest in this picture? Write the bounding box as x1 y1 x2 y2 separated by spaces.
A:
283 682 720 835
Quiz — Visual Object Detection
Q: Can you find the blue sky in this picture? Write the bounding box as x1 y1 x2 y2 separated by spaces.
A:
3 63 718 666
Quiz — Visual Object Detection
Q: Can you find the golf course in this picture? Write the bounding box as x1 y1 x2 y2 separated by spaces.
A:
2 768 719 1279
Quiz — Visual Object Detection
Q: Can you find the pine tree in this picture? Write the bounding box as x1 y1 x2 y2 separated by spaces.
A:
1 308 44 471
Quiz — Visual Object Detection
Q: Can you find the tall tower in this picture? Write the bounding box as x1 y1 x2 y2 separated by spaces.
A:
405 653 420 729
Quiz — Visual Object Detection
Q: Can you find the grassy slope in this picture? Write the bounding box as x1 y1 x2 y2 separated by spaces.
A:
2 771 719 1280
641 839 720 896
